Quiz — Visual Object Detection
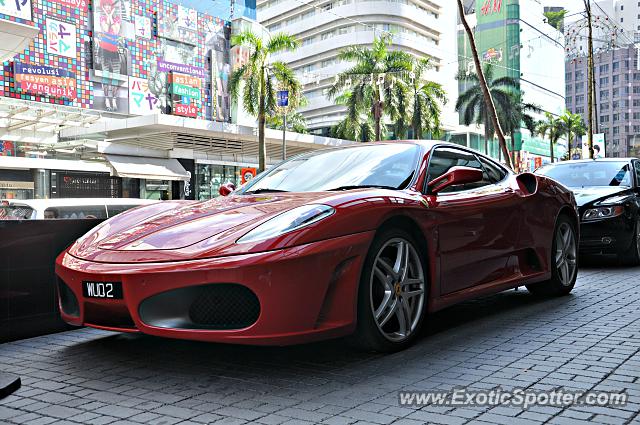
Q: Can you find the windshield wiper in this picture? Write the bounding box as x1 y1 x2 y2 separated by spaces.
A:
244 188 290 194
327 185 398 191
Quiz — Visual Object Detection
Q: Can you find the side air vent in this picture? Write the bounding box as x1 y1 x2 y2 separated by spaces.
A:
516 173 538 195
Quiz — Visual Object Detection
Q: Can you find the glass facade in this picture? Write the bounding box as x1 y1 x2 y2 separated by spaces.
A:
195 163 242 200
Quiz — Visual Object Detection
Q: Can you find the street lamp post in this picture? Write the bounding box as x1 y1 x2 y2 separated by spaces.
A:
277 90 289 161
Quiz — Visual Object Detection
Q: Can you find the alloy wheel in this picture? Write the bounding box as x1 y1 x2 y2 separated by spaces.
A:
369 238 425 342
555 222 577 286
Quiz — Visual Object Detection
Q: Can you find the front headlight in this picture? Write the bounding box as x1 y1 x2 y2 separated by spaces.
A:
237 204 335 243
582 206 624 221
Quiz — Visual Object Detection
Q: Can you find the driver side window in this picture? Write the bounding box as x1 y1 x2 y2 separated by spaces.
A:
426 147 492 193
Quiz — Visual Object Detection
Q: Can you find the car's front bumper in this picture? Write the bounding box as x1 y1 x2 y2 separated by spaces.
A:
55 231 373 345
579 215 635 256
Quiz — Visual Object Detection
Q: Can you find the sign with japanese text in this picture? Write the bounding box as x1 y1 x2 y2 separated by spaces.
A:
46 18 77 59
128 76 160 115
133 14 151 40
13 62 77 99
0 0 32 21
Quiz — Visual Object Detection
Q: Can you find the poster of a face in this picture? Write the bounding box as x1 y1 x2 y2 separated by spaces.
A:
582 134 606 159
46 18 77 58
92 79 129 113
92 0 132 76
133 15 151 40
129 77 161 115
0 0 32 20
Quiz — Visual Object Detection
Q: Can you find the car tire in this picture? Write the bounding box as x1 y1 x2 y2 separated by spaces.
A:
619 217 640 266
351 228 428 352
526 215 578 296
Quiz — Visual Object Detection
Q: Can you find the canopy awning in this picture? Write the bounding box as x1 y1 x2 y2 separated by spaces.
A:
0 156 111 173
106 155 190 181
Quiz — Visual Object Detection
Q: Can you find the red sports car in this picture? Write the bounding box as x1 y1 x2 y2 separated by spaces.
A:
56 141 579 352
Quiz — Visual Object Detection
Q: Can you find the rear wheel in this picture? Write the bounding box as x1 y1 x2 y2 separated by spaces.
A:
352 228 427 352
526 215 578 296
619 217 640 266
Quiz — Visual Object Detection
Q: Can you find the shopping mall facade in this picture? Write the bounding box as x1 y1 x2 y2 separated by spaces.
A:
0 0 351 200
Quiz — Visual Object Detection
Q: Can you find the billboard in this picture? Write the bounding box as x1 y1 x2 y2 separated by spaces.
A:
582 134 606 159
13 62 77 99
46 18 77 59
0 0 32 20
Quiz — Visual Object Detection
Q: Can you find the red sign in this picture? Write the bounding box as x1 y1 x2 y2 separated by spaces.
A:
173 103 198 118
534 157 542 169
481 0 502 16
241 168 257 184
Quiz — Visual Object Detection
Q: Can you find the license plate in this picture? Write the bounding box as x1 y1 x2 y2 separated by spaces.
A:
82 281 123 299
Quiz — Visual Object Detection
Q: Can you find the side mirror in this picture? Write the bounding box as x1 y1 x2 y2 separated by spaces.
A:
428 166 483 194
218 182 236 197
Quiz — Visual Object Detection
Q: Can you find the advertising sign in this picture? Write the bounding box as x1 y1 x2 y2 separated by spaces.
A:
52 0 88 12
170 72 200 117
133 14 151 39
157 60 206 78
158 4 198 44
13 62 77 99
581 134 606 159
46 18 77 59
0 0 32 20
240 167 256 184
128 76 160 115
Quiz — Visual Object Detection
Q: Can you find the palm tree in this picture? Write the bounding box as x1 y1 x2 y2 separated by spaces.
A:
537 112 564 163
456 63 519 154
559 111 586 158
266 111 308 134
331 91 376 142
406 58 447 139
456 0 512 169
328 34 413 141
229 30 301 172
500 93 541 169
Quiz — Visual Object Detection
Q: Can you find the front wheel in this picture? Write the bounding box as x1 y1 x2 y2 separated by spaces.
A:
619 217 640 266
351 228 427 352
526 215 578 296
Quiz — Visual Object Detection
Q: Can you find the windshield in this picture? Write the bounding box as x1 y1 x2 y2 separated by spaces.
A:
0 205 35 219
240 144 420 193
536 161 633 188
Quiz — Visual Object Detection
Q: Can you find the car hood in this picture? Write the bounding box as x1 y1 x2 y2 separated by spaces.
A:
67 191 375 263
570 186 633 208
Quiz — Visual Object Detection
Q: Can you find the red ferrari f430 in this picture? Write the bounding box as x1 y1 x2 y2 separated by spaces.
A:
56 141 579 351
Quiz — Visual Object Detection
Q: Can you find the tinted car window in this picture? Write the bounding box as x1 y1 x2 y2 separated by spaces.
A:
50 206 108 219
426 148 492 193
479 157 508 183
634 161 640 187
536 161 632 188
0 205 34 219
241 144 419 193
107 204 138 217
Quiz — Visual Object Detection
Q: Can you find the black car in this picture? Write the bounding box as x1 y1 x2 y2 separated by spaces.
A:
535 158 640 265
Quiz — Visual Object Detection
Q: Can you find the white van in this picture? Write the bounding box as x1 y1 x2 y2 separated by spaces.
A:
0 198 159 220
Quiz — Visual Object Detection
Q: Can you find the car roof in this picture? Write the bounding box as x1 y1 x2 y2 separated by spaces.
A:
1 198 159 209
541 158 637 166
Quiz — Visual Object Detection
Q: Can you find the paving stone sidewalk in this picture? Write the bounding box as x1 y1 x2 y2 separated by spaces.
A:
1 266 639 425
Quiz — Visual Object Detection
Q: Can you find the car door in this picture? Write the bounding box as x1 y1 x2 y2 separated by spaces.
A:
424 147 522 295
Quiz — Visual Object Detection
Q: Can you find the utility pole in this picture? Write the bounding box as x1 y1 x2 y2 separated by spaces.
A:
584 0 595 159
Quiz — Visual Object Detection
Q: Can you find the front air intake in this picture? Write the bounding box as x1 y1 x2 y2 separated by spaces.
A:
57 278 79 317
139 284 260 330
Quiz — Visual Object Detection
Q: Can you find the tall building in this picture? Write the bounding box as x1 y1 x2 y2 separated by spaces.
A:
566 45 640 157
458 0 567 166
256 0 459 136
